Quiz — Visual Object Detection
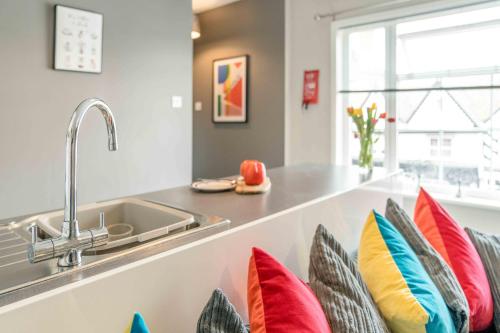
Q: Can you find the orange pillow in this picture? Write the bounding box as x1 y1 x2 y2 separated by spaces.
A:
247 247 331 333
414 188 494 332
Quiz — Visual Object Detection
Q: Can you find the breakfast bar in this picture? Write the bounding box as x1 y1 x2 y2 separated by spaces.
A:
0 165 398 332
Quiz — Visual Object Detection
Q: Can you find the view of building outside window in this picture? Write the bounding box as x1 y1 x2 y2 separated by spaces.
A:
341 5 500 192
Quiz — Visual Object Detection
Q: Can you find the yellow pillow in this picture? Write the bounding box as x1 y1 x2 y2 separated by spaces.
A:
358 210 454 333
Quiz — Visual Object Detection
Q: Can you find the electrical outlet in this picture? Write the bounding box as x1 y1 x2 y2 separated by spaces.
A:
172 96 183 109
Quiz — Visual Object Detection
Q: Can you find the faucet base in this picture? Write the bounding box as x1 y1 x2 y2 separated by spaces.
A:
57 249 83 267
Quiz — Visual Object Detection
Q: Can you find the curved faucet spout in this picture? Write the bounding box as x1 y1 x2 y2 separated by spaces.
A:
64 98 118 225
28 98 117 267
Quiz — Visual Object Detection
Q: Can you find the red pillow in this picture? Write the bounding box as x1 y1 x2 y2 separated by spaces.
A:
247 247 331 333
414 188 494 332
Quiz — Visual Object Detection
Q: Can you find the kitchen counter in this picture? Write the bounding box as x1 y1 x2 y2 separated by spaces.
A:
142 164 394 227
0 164 396 307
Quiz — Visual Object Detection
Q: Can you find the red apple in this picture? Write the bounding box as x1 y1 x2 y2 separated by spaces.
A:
241 160 266 186
240 160 258 177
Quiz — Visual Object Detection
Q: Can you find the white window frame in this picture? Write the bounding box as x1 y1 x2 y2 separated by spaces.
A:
331 0 500 172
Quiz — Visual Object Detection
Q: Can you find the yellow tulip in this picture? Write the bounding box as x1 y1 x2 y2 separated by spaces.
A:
353 108 363 117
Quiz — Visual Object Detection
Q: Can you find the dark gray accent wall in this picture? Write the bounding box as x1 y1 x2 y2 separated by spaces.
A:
0 0 192 219
193 0 285 179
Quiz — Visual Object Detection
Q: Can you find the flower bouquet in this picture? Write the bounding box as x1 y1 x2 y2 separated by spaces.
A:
347 103 393 173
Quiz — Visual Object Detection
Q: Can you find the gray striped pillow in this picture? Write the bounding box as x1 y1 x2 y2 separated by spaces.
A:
465 227 500 333
385 198 469 333
309 224 391 333
197 289 249 333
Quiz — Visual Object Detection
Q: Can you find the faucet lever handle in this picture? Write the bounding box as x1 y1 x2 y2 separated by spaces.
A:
29 225 38 244
89 212 108 249
99 212 105 229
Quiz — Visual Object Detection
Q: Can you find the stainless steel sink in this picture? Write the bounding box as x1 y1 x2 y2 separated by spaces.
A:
0 199 230 299
27 198 196 251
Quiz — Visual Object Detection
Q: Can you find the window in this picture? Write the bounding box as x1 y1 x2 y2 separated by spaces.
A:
336 2 500 192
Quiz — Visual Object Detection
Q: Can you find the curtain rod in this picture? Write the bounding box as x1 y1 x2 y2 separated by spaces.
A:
313 0 499 22
313 0 414 21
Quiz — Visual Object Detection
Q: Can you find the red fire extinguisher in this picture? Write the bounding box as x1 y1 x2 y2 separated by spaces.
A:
302 70 319 110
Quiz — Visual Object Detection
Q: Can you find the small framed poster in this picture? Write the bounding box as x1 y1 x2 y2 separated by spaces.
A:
213 55 248 123
54 5 103 73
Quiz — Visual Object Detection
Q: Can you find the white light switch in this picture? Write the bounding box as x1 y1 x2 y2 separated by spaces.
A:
172 96 183 109
195 101 202 112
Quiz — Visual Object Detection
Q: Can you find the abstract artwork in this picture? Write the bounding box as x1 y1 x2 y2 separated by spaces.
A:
213 55 248 123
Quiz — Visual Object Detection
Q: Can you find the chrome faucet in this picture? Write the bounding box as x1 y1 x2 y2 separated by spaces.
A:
28 98 118 267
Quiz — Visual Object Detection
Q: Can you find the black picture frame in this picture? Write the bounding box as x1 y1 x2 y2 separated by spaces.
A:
212 55 249 123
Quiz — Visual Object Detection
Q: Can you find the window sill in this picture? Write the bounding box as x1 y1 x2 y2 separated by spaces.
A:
366 178 500 212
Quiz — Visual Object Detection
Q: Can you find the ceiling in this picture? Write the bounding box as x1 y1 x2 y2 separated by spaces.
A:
192 0 240 13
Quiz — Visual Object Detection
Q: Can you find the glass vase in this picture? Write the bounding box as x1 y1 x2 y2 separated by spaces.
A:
358 136 374 175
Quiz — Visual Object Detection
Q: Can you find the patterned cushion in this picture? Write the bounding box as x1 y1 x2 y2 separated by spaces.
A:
309 224 391 333
385 199 469 333
359 210 455 333
465 228 500 333
414 188 494 331
197 289 248 333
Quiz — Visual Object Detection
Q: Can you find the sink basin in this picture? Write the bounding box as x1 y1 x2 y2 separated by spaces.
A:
26 198 195 251
0 201 229 298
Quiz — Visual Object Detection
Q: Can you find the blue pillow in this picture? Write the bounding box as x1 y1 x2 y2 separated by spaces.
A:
359 210 455 333
126 312 150 333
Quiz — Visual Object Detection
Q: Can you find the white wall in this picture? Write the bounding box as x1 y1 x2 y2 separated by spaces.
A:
285 0 333 165
0 0 193 220
284 0 391 166
284 0 448 166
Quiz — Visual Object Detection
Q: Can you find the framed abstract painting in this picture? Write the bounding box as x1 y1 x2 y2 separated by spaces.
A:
213 55 248 123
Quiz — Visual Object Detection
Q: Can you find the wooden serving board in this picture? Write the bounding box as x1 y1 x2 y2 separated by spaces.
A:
235 177 271 194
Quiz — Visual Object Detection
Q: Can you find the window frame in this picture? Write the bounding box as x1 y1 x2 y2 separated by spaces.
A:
332 0 500 178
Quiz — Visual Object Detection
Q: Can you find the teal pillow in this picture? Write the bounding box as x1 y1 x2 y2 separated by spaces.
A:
127 312 150 333
359 210 455 333
385 199 469 333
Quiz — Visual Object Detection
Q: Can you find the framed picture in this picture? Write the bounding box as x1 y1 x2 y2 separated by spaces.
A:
54 5 103 73
213 55 249 123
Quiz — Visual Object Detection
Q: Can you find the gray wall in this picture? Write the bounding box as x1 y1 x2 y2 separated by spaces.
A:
0 0 193 219
193 0 285 179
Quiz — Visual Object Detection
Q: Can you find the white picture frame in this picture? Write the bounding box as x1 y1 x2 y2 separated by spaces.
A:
54 5 103 73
